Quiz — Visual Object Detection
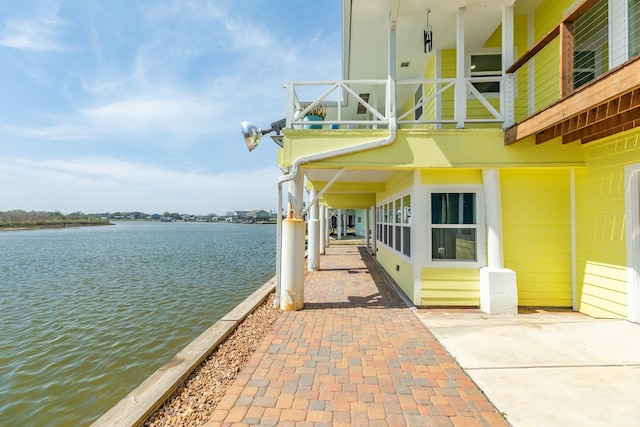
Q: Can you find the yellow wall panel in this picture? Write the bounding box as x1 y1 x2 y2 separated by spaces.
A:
574 130 640 318
501 168 572 306
376 245 413 298
420 268 480 306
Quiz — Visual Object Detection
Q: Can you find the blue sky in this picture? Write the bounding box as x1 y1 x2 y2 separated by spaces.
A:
0 0 341 215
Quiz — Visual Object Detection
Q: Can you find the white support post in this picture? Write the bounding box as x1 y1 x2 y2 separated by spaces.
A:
319 204 326 255
308 189 320 271
371 206 377 255
480 169 517 314
411 170 427 305
502 5 515 128
337 209 343 240
281 173 306 311
364 208 370 250
325 208 330 248
455 7 466 129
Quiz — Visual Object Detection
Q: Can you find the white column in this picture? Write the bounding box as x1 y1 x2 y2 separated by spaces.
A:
308 189 320 271
480 169 517 314
411 170 427 305
325 208 330 247
371 206 377 255
319 204 326 255
337 209 343 240
364 208 370 250
455 7 466 129
288 171 304 218
282 172 306 311
483 169 504 268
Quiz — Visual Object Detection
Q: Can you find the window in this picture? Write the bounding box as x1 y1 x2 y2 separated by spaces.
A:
470 54 502 94
429 192 479 262
573 51 596 89
376 194 411 257
414 84 423 120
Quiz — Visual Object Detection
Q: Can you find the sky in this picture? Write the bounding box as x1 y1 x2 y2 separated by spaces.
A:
0 0 342 215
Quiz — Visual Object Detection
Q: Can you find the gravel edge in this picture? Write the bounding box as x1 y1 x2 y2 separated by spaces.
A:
144 292 280 426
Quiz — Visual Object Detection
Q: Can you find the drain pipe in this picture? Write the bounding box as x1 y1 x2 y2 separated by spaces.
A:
274 115 397 308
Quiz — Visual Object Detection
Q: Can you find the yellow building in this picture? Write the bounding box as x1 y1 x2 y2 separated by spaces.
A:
247 0 640 322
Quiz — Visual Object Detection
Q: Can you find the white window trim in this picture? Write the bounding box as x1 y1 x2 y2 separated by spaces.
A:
625 163 640 323
376 191 412 261
426 185 486 269
468 49 502 100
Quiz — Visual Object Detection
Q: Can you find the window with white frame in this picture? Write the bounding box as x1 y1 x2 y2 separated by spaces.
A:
428 190 483 265
470 53 502 95
377 194 411 257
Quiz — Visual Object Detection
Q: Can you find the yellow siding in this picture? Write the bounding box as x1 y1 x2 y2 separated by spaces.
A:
574 130 640 318
420 268 480 306
421 169 483 185
378 170 413 201
501 168 573 306
420 55 437 128
376 245 413 298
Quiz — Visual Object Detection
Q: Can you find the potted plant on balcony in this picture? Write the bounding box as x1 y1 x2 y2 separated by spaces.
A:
303 104 326 129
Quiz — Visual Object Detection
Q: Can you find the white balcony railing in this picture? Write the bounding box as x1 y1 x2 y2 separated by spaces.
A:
286 77 507 130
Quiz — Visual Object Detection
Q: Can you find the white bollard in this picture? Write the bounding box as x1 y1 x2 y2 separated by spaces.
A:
281 215 305 311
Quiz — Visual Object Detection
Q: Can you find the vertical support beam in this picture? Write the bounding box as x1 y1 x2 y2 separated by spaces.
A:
570 169 577 310
559 21 574 98
288 171 304 219
483 169 504 268
455 7 466 129
371 206 378 255
501 5 515 128
480 168 517 314
609 0 629 70
319 204 326 255
307 189 320 271
411 170 427 305
337 209 343 240
325 208 330 248
364 208 370 250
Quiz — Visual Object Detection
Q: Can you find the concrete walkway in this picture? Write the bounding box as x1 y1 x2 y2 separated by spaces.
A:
204 246 507 426
417 308 640 427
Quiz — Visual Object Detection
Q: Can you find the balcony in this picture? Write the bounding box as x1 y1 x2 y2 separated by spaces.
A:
285 76 506 132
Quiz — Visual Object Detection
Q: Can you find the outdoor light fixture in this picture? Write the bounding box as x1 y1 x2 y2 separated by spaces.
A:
240 118 286 151
423 10 433 53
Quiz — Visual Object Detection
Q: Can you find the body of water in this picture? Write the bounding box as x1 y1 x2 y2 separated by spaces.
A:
0 221 275 426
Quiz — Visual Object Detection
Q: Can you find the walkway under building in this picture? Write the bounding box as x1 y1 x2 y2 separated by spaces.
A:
204 245 507 426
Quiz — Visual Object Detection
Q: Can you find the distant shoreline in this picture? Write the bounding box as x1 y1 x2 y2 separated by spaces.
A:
0 221 113 232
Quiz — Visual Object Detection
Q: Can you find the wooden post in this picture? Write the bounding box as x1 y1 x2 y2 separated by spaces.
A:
559 21 574 98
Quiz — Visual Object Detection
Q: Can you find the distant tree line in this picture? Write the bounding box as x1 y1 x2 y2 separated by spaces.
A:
0 210 110 230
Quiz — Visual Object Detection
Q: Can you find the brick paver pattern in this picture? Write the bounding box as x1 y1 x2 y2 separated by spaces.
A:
205 246 508 427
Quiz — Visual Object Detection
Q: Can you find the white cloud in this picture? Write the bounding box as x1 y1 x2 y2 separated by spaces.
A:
0 124 93 140
81 94 222 136
0 157 282 215
0 8 67 51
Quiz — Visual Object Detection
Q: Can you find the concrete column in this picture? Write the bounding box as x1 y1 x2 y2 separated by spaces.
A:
308 189 320 271
319 204 326 255
337 209 343 240
480 169 517 314
364 208 370 250
288 170 304 218
325 208 330 248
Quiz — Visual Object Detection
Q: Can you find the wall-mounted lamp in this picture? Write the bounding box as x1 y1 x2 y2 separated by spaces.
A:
240 118 286 151
424 10 433 53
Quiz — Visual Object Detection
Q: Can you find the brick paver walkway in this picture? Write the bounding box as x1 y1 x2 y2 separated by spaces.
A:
205 246 508 426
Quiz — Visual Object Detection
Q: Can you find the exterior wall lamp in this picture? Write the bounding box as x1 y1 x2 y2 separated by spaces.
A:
240 118 286 151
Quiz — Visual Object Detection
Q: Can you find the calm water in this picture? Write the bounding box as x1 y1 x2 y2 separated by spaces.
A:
0 221 275 426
